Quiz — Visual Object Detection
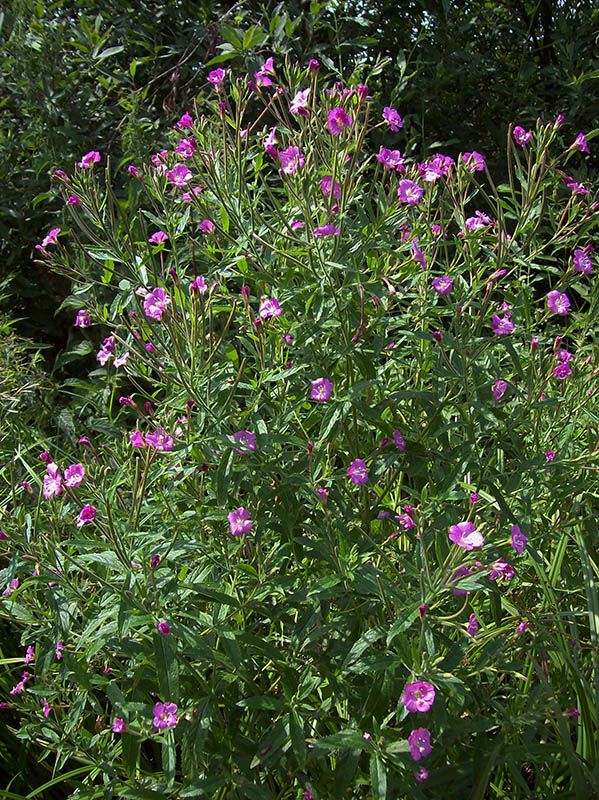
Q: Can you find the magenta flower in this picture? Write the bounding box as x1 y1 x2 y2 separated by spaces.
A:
128 165 141 177
431 276 453 295
259 296 282 318
289 88 310 116
376 147 404 171
492 380 507 400
166 163 192 188
232 430 256 453
67 194 80 205
279 146 305 175
573 133 590 154
401 681 435 713
130 429 144 448
397 179 423 206
517 621 529 635
64 463 85 488
513 126 532 146
148 230 168 245
566 707 581 717
467 613 479 637
24 646 34 664
489 558 515 581
158 621 171 636
545 450 555 462
414 767 429 783
393 430 406 451
311 378 333 402
77 150 101 169
176 112 193 129
449 521 484 550
347 458 368 485
41 699 51 718
319 175 341 198
492 315 514 335
145 428 174 451
462 151 485 172
77 504 97 527
573 248 593 275
112 718 125 733
547 290 570 316
144 287 171 320
408 728 431 762
553 363 572 380
308 58 319 73
74 309 90 328
228 507 253 536
9 671 31 695
382 106 403 131
199 219 215 235
189 276 207 295
511 524 528 554
207 68 225 86
43 464 63 499
327 107 352 135
152 701 178 730
313 224 340 237
419 153 454 182
41 228 61 248
465 211 493 231
181 187 203 203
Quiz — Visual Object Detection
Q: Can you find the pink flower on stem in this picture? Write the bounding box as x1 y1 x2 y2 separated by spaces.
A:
77 504 97 527
319 175 341 198
144 288 171 320
74 310 91 328
511 524 528 554
513 126 532 146
152 701 178 729
112 718 125 733
347 459 368 485
259 296 282 318
158 621 171 635
431 276 453 295
547 290 570 316
24 646 34 664
41 228 61 248
43 464 63 499
408 728 431 761
327 107 352 134
77 151 101 169
414 767 429 783
573 133 590 154
553 363 572 380
401 681 435 712
465 211 493 231
145 428 174 451
176 112 193 129
311 378 333 402
462 151 485 172
64 463 85 488
382 107 403 131
190 276 208 295
41 699 51 718
397 179 423 206
10 671 31 695
166 163 192 187
467 613 479 637
545 450 556 462
313 224 340 237
393 430 406 451
279 146 305 175
148 231 168 245
232 430 256 453
492 380 507 400
492 314 514 335
55 640 64 660
67 194 80 205
129 430 145 448
489 558 515 581
449 521 484 550
290 89 311 116
199 219 214 234
228 507 253 536
207 68 225 86
573 248 593 275
376 148 404 171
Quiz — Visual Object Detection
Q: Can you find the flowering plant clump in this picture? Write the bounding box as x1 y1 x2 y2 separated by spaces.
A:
2 53 599 800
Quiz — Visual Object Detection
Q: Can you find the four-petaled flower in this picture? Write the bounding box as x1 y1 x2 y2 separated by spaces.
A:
573 133 590 154
74 309 90 328
77 504 97 528
232 430 256 453
43 463 63 499
408 728 431 762
431 276 453 295
313 224 340 237
64 463 85 487
511 524 528 554
228 507 253 536
311 378 333 402
462 151 485 172
152 701 178 729
573 248 593 275
547 290 570 316
207 68 225 86
327 107 352 135
492 380 507 400
279 146 305 175
376 147 404 171
347 458 368 485
112 718 125 733
401 681 435 713
492 314 514 335
77 151 101 169
397 179 424 206
382 107 403 131
290 89 310 116
259 296 282 318
467 613 479 637
144 287 171 320
319 175 341 198
393 430 406 451
158 621 171 635
145 428 174 451
513 126 532 146
148 230 168 245
449 521 484 550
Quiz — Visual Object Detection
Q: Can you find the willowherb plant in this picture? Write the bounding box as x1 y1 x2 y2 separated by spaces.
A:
3 56 599 798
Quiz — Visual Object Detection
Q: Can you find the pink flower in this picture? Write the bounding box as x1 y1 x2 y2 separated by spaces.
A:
511 524 528 554
74 309 90 328
41 228 61 248
67 194 81 205
376 147 404 171
43 463 63 499
176 138 196 159
207 68 225 86
128 165 141 177
144 287 171 320
190 275 208 295
382 107 403 131
393 430 406 451
547 290 570 316
557 348 573 363
308 58 319 73
181 187 203 203
228 507 253 536
148 231 168 245
465 211 493 231
167 163 192 187
3 578 18 596
564 177 589 195
77 151 101 169
517 621 529 635
489 558 515 581
24 646 34 664
114 352 129 368
232 430 256 453
319 175 341 198
279 146 305 175
259 296 282 318
408 728 431 761
553 363 572 380
112 718 125 733
290 88 311 116
419 153 454 182
470 492 479 505
492 315 514 335
10 671 31 695
64 463 85 488
545 450 555 462
462 151 485 172
176 112 193 129
77 504 97 527
311 378 333 401
397 179 423 206
467 613 479 637
158 621 171 635
513 126 532 146
414 767 429 783
313 224 340 237
449 521 484 550
573 248 593 275
431 276 453 295
573 133 590 154
401 681 435 712
492 380 507 400
145 428 174 451
327 107 352 134
56 640 64 660
129 430 144 448
41 699 51 718
199 219 214 234
566 707 581 717
347 458 368 485
152 701 178 730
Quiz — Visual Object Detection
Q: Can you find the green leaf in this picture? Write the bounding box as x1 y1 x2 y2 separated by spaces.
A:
370 755 387 800
153 632 179 700
288 709 307 767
